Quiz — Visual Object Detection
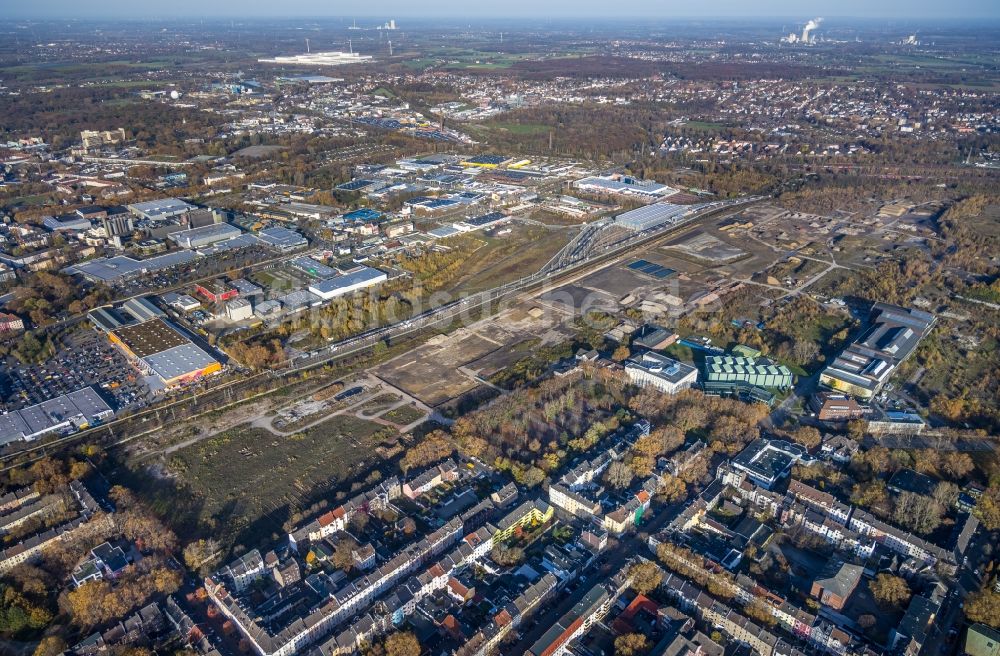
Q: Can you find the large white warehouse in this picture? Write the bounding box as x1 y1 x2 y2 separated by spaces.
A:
308 266 387 300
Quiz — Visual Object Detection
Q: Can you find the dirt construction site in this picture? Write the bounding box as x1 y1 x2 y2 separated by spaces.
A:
377 299 575 407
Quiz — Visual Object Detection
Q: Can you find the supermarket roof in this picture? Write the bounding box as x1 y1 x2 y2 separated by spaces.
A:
122 297 165 323
69 251 198 282
111 319 188 358
257 226 308 249
143 343 218 382
0 387 113 445
289 256 338 279
127 198 196 219
428 226 460 239
309 267 385 295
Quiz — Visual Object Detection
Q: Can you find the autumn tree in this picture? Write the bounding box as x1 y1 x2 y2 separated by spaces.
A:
658 475 687 503
0 583 52 634
976 486 1000 531
490 544 525 567
32 637 67 656
604 461 635 490
941 452 974 480
744 598 778 627
611 345 631 362
628 561 663 595
399 431 454 474
869 573 911 609
965 586 1000 630
931 481 959 511
383 631 421 656
892 491 942 536
183 539 222 573
791 426 821 450
108 486 177 552
614 633 650 656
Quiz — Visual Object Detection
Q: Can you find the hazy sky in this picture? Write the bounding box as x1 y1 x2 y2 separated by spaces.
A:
4 0 998 19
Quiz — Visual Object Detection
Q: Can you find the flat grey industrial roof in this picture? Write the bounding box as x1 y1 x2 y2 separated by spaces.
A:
170 222 242 246
279 290 322 311
0 387 113 445
309 267 385 294
88 307 128 333
71 251 198 282
229 279 263 296
123 297 165 323
128 198 195 216
616 203 689 230
428 226 460 239
257 226 308 249
143 343 218 382
289 257 338 279
197 234 260 254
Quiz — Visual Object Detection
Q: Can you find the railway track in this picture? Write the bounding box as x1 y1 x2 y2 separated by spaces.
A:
0 196 762 468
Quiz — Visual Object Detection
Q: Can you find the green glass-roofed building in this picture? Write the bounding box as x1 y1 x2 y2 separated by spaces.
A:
703 355 793 390
731 343 762 359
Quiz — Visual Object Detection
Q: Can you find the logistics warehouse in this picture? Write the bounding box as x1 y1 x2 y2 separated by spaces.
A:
107 318 221 388
307 266 388 300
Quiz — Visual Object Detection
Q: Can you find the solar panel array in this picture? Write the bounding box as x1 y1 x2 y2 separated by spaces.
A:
627 260 676 279
337 179 377 191
466 211 506 227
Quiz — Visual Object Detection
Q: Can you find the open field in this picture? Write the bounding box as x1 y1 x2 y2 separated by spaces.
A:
383 403 427 426
378 329 501 406
437 222 574 295
134 415 390 548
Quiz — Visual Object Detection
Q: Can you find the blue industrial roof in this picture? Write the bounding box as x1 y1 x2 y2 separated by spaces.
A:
343 208 384 222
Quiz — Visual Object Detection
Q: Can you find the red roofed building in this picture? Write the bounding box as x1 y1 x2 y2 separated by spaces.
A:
0 313 24 334
611 594 659 635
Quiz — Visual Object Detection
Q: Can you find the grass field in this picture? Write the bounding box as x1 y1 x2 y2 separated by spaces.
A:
383 403 427 426
152 415 389 548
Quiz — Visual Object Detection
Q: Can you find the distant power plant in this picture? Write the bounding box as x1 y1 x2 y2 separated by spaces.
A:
781 17 823 45
258 51 373 66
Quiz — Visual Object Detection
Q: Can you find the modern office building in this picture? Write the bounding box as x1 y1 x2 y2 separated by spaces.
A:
730 438 815 489
820 303 935 400
625 352 698 394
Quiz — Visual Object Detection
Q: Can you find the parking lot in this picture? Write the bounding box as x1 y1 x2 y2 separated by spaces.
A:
0 328 149 412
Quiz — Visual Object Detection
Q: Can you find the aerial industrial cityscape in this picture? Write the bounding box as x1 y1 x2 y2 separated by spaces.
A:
0 5 998 656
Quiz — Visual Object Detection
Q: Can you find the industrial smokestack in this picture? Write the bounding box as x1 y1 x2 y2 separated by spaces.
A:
801 17 822 44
